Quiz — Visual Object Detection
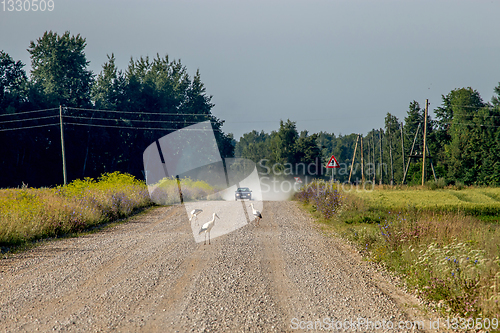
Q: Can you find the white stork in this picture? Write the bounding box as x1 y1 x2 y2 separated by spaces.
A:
199 213 219 245
189 209 203 225
250 203 262 226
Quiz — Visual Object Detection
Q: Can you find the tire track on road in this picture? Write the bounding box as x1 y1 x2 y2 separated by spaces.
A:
138 242 216 332
259 202 310 332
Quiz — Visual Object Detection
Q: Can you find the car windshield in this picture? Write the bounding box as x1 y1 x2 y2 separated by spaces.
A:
237 188 249 192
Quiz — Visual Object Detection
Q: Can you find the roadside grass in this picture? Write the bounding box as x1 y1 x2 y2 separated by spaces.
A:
1 206 157 258
148 177 220 205
0 173 219 253
296 181 500 318
0 172 152 251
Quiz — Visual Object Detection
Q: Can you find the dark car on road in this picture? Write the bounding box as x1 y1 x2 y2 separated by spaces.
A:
235 187 252 200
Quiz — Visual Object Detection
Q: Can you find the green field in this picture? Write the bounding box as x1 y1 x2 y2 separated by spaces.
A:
354 187 500 217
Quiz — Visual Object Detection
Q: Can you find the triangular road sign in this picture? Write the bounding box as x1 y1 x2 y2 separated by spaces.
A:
326 155 340 168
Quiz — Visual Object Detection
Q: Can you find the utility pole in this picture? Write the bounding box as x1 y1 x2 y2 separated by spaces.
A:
379 128 383 185
400 122 405 184
348 134 359 183
59 105 67 185
367 136 371 169
388 126 394 185
360 134 365 183
422 99 428 186
425 144 438 181
403 123 421 184
372 131 376 184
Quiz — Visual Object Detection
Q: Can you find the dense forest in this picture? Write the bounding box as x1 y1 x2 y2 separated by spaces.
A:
235 84 500 186
0 31 234 187
2 31 500 188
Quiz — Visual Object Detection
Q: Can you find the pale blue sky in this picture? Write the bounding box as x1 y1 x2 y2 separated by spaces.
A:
1 0 499 139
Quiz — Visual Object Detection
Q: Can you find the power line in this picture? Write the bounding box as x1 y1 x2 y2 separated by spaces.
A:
63 115 204 124
71 107 214 117
442 104 497 109
0 108 58 117
447 122 500 128
447 113 500 119
64 122 221 131
0 115 59 125
1 104 499 134
0 123 59 132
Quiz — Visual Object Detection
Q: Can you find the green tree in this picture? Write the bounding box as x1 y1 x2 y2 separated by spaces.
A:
28 31 93 107
441 88 485 184
235 130 271 162
0 51 28 114
90 54 232 177
492 82 500 107
275 119 298 166
0 51 61 187
91 53 125 110
294 131 321 175
404 101 424 149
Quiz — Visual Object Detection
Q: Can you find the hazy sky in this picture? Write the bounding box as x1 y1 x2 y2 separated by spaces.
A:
2 0 499 139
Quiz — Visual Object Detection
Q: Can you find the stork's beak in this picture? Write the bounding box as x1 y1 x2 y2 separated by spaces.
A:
215 214 220 219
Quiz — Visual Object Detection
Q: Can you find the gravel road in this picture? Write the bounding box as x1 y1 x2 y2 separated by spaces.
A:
0 201 430 332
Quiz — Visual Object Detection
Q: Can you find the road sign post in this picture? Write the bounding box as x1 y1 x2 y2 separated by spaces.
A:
326 155 340 181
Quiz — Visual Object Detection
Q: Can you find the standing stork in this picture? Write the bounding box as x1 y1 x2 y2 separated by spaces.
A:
189 209 203 226
250 203 262 226
199 213 219 245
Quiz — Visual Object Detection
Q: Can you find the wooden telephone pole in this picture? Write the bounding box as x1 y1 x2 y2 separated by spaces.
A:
59 105 67 185
402 100 437 185
379 129 383 185
372 131 376 183
403 123 420 184
400 122 405 184
422 99 428 186
360 135 365 183
388 126 394 185
348 134 360 183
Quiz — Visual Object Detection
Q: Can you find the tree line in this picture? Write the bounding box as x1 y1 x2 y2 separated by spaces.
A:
235 86 500 186
0 31 234 187
3 31 500 188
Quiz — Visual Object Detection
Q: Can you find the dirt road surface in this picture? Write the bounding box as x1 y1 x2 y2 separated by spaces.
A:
0 202 429 332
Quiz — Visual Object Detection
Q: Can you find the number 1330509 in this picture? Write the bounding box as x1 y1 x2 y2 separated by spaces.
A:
2 0 54 11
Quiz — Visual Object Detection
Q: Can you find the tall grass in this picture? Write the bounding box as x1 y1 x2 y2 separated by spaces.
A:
295 180 343 219
296 181 500 317
0 172 152 249
355 186 500 217
148 177 219 205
